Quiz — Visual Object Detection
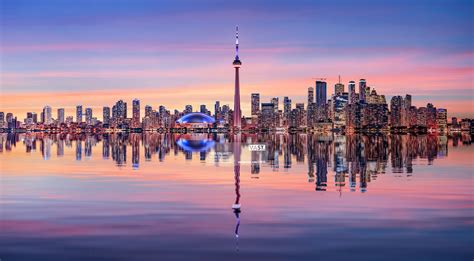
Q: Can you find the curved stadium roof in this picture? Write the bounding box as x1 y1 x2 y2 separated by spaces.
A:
176 112 216 124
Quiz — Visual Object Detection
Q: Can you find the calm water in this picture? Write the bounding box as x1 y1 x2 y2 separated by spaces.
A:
1 133 473 260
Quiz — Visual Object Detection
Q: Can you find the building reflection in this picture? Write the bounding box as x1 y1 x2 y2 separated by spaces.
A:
75 139 82 161
231 134 242 240
1 132 467 192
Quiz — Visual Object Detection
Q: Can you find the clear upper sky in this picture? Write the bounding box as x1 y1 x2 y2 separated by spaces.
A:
1 0 473 118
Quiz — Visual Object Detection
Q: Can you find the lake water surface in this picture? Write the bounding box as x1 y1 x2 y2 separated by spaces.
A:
1 133 473 260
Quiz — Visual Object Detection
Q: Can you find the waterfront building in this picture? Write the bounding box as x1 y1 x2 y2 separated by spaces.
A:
316 80 327 107
390 96 404 128
348 81 357 104
85 108 93 125
345 103 362 131
359 79 367 102
334 83 344 96
103 107 111 126
308 87 314 105
271 97 279 113
76 105 83 123
426 103 437 130
132 99 140 128
436 108 448 132
295 103 306 127
57 108 65 124
250 94 260 125
283 96 292 127
185 105 193 114
333 93 349 129
43 106 52 125
261 103 275 129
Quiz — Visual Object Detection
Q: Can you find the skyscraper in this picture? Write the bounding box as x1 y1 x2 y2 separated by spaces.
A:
308 87 314 106
32 113 37 123
436 108 448 132
348 81 356 104
283 97 292 112
85 108 93 125
144 105 153 117
390 96 403 127
103 106 111 125
6 113 13 128
233 26 242 130
271 97 279 112
251 93 260 116
200 104 208 114
261 103 275 128
334 83 344 96
333 93 349 128
359 79 367 102
132 99 140 128
214 101 221 119
315 81 327 107
295 103 306 127
76 105 83 123
57 108 65 124
43 106 52 125
185 105 193 114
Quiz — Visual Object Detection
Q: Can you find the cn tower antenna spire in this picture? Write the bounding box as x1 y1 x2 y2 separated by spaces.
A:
235 25 239 60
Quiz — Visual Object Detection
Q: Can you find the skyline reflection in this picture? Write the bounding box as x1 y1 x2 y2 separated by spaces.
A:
1 132 471 193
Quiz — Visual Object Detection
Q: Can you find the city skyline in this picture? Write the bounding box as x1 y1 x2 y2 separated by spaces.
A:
2 77 470 134
1 83 467 122
1 0 473 119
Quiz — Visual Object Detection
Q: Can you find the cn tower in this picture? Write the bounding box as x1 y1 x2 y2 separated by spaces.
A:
233 26 242 130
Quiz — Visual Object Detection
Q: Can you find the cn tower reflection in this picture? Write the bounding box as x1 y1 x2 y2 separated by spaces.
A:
232 134 242 249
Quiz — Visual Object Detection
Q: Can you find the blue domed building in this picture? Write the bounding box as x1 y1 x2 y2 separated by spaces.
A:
176 112 215 128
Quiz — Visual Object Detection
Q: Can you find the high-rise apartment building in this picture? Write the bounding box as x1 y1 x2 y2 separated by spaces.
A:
261 103 275 129
76 105 83 123
251 93 260 116
436 108 448 132
359 79 367 102
334 83 344 96
57 108 65 124
43 106 52 125
348 81 356 104
308 87 314 105
103 107 111 125
85 108 93 125
185 105 193 114
132 99 140 128
200 104 208 114
271 97 279 112
316 81 327 107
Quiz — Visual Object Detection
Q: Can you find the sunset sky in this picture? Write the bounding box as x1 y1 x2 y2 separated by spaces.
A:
1 0 473 119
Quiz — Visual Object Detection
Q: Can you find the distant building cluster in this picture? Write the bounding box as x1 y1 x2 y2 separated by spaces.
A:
0 78 472 133
246 78 472 133
0 98 235 132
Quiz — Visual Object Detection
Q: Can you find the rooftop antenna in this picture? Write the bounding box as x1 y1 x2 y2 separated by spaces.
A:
338 75 341 84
